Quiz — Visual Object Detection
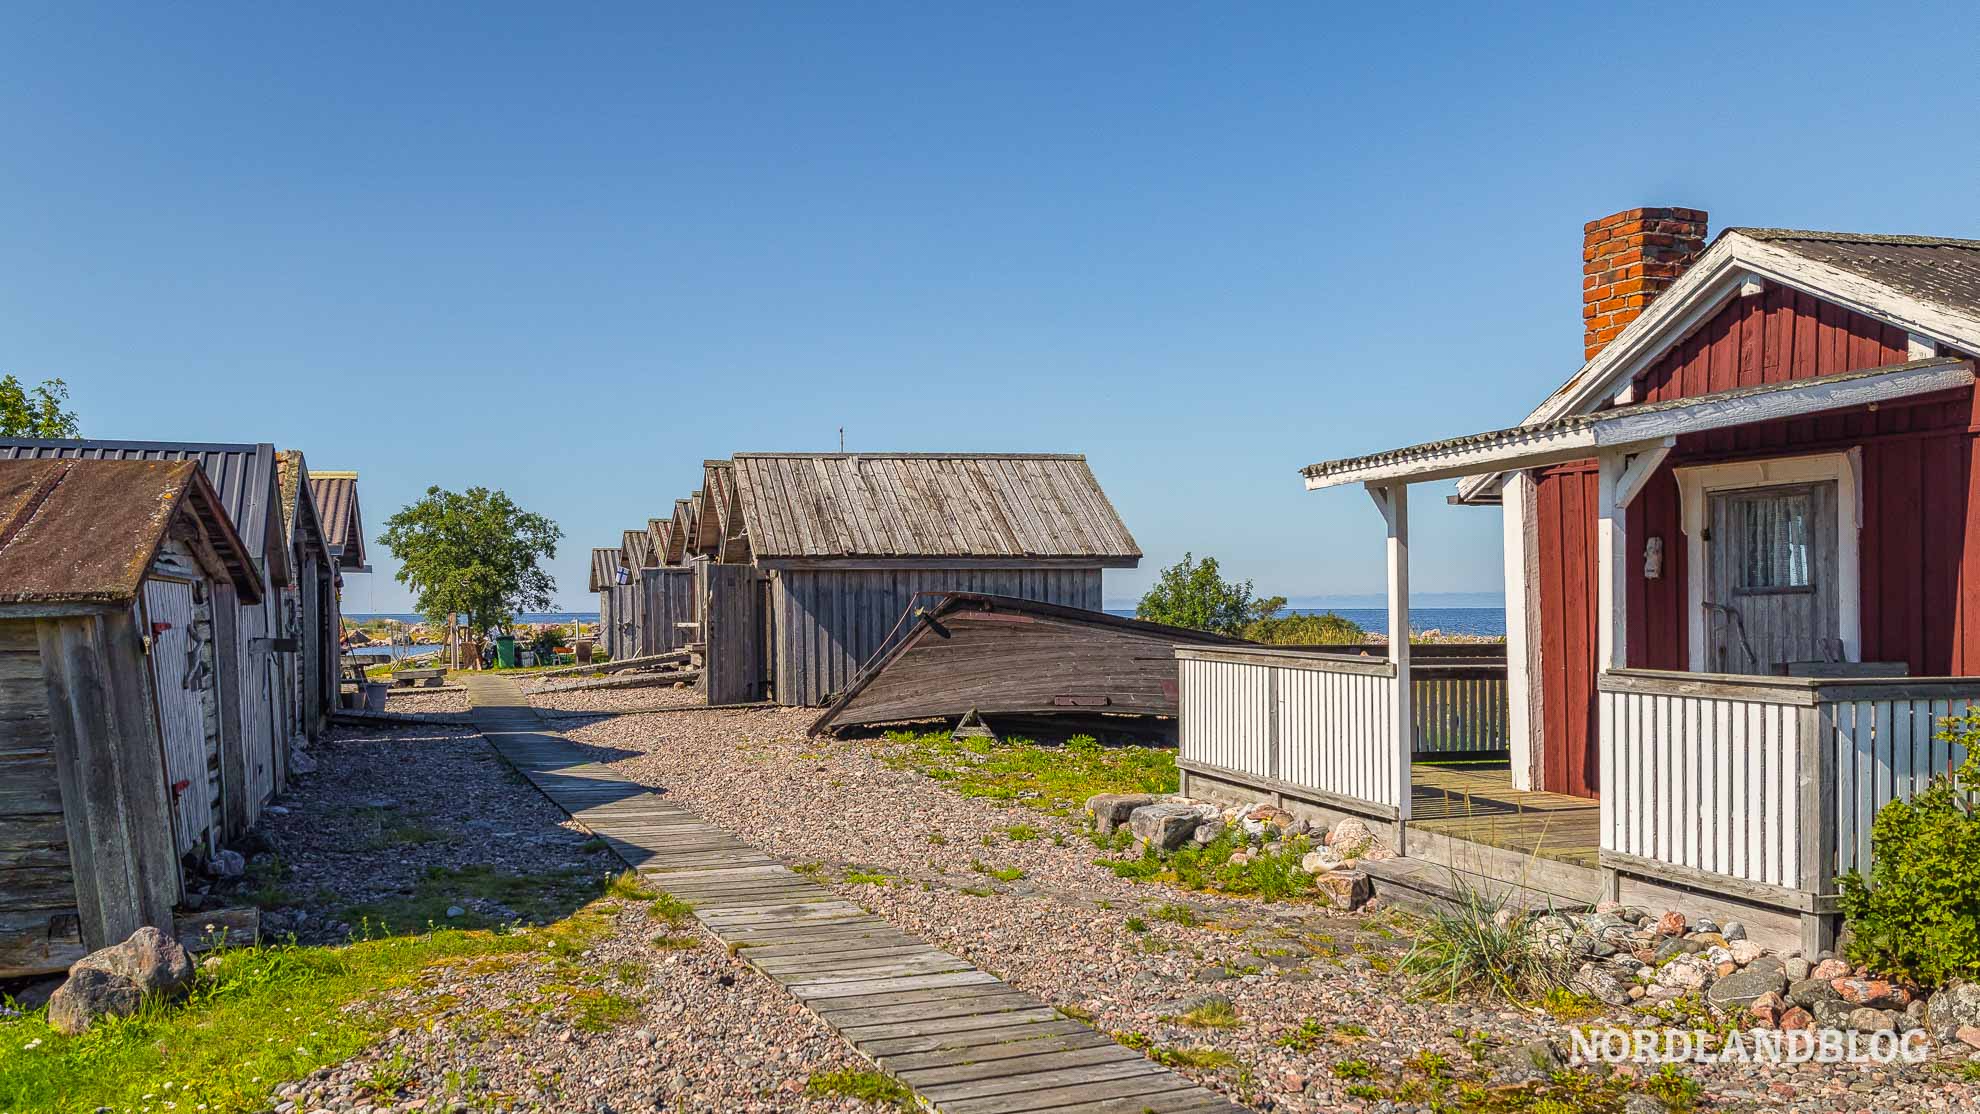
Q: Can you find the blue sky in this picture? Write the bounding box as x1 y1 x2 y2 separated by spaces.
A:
2 3 1972 612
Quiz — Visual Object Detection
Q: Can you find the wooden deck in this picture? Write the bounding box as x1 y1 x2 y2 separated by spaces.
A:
1410 761 1601 868
461 674 1244 1114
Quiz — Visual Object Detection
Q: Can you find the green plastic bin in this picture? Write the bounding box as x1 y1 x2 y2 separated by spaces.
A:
494 635 518 668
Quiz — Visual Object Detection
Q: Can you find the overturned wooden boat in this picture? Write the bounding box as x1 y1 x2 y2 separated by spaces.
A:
808 593 1248 737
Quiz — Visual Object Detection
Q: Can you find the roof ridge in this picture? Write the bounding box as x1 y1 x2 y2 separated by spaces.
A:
731 451 1088 460
1728 228 1980 249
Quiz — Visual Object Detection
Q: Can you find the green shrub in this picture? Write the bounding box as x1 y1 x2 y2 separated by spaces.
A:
1839 714 1980 987
1244 611 1365 645
1099 829 1317 901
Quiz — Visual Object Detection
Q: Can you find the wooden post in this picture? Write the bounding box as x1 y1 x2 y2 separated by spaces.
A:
1370 481 1412 852
1798 702 1841 955
1596 451 1624 900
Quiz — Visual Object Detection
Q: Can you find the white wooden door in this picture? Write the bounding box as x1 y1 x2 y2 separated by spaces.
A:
144 578 214 857
1705 482 1842 674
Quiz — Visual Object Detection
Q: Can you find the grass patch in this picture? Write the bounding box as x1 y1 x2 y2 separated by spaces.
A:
1397 876 1568 1004
1152 1046 1236 1070
971 861 1025 883
1124 916 1148 933
1003 823 1041 842
1100 829 1317 901
650 933 698 950
1274 1018 1327 1052
803 1069 914 1108
604 871 657 901
878 729 1176 816
1150 902 1199 927
1169 1000 1240 1029
0 926 560 1114
567 989 640 1033
841 868 895 886
344 864 605 934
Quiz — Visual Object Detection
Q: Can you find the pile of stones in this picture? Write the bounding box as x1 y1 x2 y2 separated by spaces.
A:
1084 793 1393 910
1551 906 1980 1051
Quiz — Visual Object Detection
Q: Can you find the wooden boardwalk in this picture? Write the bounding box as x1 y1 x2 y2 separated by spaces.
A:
1411 761 1602 868
462 674 1244 1114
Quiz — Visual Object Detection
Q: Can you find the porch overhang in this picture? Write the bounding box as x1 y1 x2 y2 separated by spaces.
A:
1301 357 1974 491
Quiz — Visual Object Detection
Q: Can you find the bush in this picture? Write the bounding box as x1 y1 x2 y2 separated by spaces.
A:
1244 611 1365 645
1838 713 1980 987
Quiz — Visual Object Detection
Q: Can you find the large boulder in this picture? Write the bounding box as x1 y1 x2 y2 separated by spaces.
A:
1654 954 1716 993
1128 803 1212 852
1706 958 1786 1012
1573 962 1637 1007
72 925 193 996
46 967 142 1035
1086 794 1156 836
1325 818 1374 858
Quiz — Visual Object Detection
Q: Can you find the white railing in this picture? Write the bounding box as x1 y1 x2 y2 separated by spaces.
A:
1177 647 1404 818
1598 670 1976 909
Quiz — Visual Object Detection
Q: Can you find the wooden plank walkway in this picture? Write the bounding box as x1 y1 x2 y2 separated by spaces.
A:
1411 761 1601 867
462 674 1245 1114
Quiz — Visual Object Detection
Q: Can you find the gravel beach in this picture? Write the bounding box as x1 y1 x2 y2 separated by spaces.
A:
533 692 1979 1114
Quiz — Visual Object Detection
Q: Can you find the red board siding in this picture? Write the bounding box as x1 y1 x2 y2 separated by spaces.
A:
1532 283 1977 799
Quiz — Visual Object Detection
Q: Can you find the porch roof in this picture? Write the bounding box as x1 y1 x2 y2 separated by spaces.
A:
1301 357 1974 491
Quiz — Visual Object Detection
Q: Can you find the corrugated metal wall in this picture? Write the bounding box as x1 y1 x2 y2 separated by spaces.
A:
770 566 1103 706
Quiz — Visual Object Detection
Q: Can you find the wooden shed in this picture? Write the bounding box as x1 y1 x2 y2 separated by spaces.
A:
283 453 345 746
718 453 1142 706
0 458 262 978
591 547 626 658
0 438 333 831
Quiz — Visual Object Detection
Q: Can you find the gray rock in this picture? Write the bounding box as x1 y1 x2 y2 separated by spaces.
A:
46 967 142 1034
445 906 465 918
210 848 246 877
71 925 193 996
1783 956 1811 981
1722 921 1747 942
1927 981 1980 1047
288 748 318 775
1655 954 1716 992
1573 962 1636 1007
1086 793 1156 835
1489 1038 1563 1079
1189 818 1226 845
1128 803 1208 851
1812 998 1854 1027
1847 1006 1898 1033
1707 958 1787 1012
1652 936 1704 963
1790 976 1843 1010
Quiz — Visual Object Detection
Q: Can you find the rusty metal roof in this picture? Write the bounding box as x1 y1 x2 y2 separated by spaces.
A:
0 459 263 605
729 453 1141 565
305 469 367 572
0 438 285 583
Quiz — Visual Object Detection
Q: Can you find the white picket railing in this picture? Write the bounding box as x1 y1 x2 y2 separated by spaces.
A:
1598 669 1977 907
1176 647 1404 818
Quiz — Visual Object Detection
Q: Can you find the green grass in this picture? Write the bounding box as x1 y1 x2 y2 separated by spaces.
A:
803 1068 914 1108
1274 1018 1327 1052
1003 823 1041 842
877 729 1177 816
0 919 611 1114
1168 999 1240 1029
344 864 606 933
1152 1046 1237 1070
603 871 657 901
566 989 641 1033
646 892 695 926
970 860 1026 883
1101 830 1317 901
1150 902 1199 926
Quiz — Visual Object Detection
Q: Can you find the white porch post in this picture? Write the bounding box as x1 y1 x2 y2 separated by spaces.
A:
1370 481 1412 852
1594 439 1670 903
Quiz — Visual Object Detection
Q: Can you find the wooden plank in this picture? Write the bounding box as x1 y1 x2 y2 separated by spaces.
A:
918 1058 1171 1104
858 1018 1106 1059
939 1073 1195 1114
893 1042 1140 1087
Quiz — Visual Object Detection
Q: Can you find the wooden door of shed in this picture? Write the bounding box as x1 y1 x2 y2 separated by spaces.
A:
700 563 763 705
143 579 214 859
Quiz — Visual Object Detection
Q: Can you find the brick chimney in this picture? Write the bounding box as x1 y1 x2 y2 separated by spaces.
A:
1583 207 1708 360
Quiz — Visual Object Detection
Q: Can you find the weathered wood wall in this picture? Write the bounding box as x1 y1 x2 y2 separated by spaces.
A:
1533 284 1976 798
769 567 1104 707
639 567 695 656
0 620 76 977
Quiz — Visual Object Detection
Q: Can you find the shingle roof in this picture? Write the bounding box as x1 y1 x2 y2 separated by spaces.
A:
729 453 1140 564
0 459 262 605
0 438 287 585
590 547 621 593
1730 229 1980 319
306 470 367 571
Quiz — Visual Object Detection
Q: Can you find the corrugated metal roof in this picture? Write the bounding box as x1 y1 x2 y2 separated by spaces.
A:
306 469 367 571
622 528 654 569
646 518 674 566
729 453 1141 564
590 547 621 593
666 500 692 564
0 438 280 558
0 459 262 605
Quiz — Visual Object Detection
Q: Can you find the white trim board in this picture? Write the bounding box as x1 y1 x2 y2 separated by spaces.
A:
1302 359 1972 491
1675 450 1863 672
1453 232 1980 503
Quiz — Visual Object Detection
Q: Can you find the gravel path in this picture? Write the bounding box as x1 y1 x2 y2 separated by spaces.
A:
382 687 473 716
239 719 894 1114
539 696 1977 1113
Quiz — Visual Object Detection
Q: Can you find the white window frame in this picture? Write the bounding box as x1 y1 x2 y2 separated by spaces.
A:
1675 449 1862 672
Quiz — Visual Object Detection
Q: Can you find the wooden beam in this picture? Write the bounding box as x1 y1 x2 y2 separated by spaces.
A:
1612 438 1675 509
1373 481 1412 846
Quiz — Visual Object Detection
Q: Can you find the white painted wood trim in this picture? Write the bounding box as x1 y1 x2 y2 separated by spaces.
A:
1614 438 1676 509
1908 333 1939 359
1372 481 1413 833
1307 360 1970 490
1597 452 1627 672
1457 233 1980 503
1501 471 1542 791
1677 451 1862 671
